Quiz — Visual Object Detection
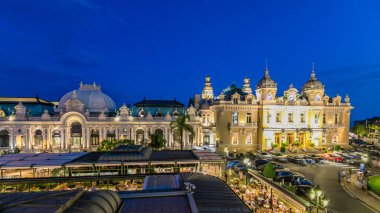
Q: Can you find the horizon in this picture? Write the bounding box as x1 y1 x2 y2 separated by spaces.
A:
1 0 380 121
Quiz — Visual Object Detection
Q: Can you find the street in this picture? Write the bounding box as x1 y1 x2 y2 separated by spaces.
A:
277 161 376 213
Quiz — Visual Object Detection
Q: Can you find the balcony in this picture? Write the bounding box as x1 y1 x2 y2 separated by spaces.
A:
231 122 257 128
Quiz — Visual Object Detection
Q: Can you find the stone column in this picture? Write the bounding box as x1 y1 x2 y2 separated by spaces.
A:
47 128 51 150
9 127 14 149
115 127 118 140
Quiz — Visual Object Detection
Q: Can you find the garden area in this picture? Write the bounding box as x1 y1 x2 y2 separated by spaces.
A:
367 175 380 196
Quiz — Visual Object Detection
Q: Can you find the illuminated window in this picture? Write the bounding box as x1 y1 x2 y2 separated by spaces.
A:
247 98 252 104
246 113 252 124
246 135 252 144
90 129 99 145
232 112 238 124
232 134 238 145
300 113 305 123
276 112 281 122
335 114 339 124
288 113 294 123
314 114 319 124
34 130 43 146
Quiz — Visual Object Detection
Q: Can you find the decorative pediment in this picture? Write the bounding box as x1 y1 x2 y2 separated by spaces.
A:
165 112 172 120
187 105 196 116
146 111 153 120
119 103 129 116
14 102 26 115
172 108 180 116
138 108 145 117
284 84 299 102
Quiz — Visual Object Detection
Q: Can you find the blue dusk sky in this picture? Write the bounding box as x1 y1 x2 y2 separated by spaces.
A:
0 0 380 121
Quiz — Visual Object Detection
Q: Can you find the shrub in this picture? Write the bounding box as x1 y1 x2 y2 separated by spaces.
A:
334 145 341 151
263 162 276 178
280 147 286 153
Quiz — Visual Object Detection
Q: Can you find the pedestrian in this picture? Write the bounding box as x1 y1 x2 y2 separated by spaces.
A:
338 169 342 182
346 174 351 186
341 170 347 185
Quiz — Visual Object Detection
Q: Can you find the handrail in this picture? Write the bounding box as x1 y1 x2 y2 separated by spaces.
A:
247 169 310 212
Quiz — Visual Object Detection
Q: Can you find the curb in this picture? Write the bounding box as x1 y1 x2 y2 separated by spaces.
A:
342 185 379 213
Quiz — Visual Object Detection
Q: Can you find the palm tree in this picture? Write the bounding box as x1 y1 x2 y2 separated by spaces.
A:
149 132 166 150
170 114 195 150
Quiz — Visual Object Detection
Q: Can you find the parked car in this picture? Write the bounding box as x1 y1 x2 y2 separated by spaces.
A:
324 154 345 163
233 163 247 173
288 156 307 165
257 152 273 160
273 153 288 162
258 162 285 173
292 174 313 186
304 158 316 164
295 185 313 199
274 170 294 182
254 159 269 171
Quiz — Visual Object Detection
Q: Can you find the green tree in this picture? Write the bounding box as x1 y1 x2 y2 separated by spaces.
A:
170 114 195 150
149 132 166 150
263 162 276 178
352 124 369 137
97 139 134 151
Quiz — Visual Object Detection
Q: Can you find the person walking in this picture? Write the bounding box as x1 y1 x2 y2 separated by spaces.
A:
346 173 351 186
341 170 347 186
338 169 342 182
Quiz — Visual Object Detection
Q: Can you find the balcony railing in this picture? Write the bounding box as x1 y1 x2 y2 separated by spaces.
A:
231 122 257 127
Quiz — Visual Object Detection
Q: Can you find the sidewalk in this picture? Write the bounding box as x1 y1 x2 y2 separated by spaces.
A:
343 173 380 212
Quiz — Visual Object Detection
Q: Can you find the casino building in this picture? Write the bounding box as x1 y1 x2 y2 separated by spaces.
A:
0 82 201 152
193 66 353 153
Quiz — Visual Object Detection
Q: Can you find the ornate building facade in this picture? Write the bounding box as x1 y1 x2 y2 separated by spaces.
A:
0 83 201 152
194 67 353 153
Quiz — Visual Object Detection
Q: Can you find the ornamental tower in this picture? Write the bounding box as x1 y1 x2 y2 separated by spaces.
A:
255 66 277 102
302 65 325 104
202 76 214 100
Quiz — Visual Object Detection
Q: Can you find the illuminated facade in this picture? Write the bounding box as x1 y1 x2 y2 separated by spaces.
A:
194 67 353 153
0 82 201 152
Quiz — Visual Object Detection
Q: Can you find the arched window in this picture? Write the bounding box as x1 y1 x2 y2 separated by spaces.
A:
34 129 43 146
71 122 82 146
0 129 9 147
52 129 61 146
107 129 116 141
136 129 144 144
91 129 100 145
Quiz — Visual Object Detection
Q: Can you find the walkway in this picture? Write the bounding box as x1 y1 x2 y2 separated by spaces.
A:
343 173 380 212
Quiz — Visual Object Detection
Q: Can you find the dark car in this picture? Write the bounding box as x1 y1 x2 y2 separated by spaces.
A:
258 162 284 173
254 159 269 169
289 156 307 165
233 163 247 173
274 170 294 182
292 175 313 186
295 185 313 199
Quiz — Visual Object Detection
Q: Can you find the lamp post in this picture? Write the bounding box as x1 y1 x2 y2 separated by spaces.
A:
309 190 316 213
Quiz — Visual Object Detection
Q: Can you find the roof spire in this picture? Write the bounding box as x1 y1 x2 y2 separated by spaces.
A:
264 59 269 78
311 62 316 80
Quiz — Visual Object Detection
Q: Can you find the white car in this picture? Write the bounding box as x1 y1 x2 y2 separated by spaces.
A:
257 152 273 160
